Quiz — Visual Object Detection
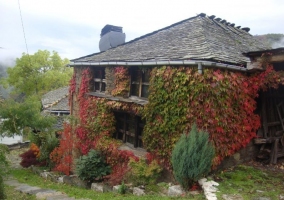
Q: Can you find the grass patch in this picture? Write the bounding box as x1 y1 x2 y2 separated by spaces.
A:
10 168 204 199
215 165 284 200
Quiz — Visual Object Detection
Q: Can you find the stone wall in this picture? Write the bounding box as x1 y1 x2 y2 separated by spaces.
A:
216 141 259 171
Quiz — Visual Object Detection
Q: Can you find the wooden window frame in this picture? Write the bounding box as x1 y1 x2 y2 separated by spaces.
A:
113 112 144 148
130 67 150 99
93 68 106 93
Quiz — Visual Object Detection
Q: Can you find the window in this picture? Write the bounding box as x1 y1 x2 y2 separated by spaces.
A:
113 112 144 148
130 67 150 98
93 68 106 92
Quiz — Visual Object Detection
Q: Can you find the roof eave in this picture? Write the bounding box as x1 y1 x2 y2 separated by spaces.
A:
69 60 247 72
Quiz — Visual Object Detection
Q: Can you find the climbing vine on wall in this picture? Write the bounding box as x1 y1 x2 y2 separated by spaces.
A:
111 66 130 97
69 68 139 183
63 64 284 177
142 65 284 168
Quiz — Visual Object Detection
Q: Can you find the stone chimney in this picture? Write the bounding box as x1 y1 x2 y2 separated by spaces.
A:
99 25 126 52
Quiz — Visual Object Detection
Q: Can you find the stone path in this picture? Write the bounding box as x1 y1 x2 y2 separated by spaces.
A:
4 178 78 199
4 147 89 200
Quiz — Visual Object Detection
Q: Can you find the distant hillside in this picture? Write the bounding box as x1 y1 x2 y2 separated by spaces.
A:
255 33 284 48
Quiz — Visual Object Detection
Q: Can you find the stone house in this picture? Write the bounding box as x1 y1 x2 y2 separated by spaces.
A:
41 86 70 130
67 13 284 167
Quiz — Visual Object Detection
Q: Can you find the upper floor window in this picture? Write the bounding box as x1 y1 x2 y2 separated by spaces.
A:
130 67 150 98
93 68 106 93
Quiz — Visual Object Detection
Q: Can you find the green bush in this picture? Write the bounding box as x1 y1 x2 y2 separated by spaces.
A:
118 181 127 194
0 175 5 200
75 149 111 182
29 131 59 168
39 132 59 169
127 158 162 186
0 144 9 199
171 124 215 189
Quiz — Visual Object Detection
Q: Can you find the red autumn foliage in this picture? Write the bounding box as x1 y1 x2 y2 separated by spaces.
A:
50 123 74 175
20 144 45 168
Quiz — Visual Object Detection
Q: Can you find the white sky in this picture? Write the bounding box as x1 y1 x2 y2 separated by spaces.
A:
1 0 284 64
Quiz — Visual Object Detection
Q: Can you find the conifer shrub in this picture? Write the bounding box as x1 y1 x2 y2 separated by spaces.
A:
75 149 111 182
171 124 215 189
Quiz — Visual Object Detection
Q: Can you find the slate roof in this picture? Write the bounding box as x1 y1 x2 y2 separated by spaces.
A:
243 47 284 57
41 86 69 111
71 13 270 66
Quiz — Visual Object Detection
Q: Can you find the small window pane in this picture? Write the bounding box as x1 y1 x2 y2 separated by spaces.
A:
101 82 106 92
141 85 149 98
138 139 143 148
117 131 123 140
132 69 140 82
94 70 102 79
142 70 150 82
131 84 139 96
95 82 100 91
126 135 134 144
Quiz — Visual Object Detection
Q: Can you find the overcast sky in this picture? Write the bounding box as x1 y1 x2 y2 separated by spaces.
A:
1 0 284 65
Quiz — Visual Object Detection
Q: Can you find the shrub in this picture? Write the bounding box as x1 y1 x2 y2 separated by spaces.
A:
20 144 45 168
171 124 215 189
75 149 111 182
0 176 5 200
50 123 73 175
0 144 9 176
38 132 59 169
0 144 9 199
118 181 127 194
127 158 162 186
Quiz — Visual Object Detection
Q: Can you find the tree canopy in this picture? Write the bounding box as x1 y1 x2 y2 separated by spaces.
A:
0 95 56 137
1 50 72 96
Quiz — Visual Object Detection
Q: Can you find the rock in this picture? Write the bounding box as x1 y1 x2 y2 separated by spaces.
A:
279 195 284 200
16 185 41 193
36 191 64 199
46 194 75 200
58 176 64 183
167 185 184 197
133 187 145 196
63 175 89 188
4 179 25 187
253 198 271 200
113 185 120 192
189 190 200 195
222 194 244 200
198 178 219 200
256 190 264 193
91 183 104 192
40 171 49 179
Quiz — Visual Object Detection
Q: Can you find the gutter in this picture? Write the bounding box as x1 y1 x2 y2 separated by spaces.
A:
68 60 248 72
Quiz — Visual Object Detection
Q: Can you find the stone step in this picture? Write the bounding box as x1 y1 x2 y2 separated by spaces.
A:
4 178 82 199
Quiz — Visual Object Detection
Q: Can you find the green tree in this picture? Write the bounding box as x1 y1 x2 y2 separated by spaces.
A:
1 50 72 96
0 95 56 137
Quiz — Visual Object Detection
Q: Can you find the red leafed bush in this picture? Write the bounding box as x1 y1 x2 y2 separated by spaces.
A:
106 163 130 186
20 149 45 168
50 123 74 175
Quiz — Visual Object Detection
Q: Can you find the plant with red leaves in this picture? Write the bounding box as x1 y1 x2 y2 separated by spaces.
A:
20 145 45 168
50 123 74 175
